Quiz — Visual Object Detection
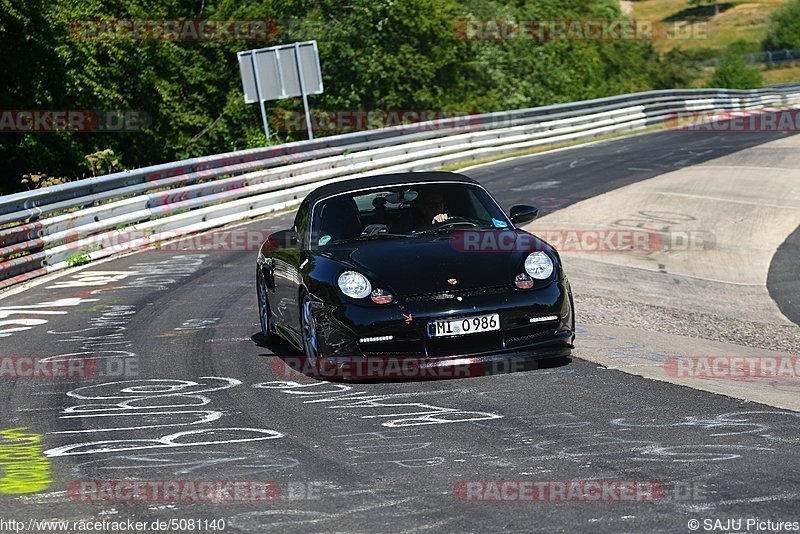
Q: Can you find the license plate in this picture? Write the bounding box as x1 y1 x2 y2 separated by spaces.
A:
428 313 500 338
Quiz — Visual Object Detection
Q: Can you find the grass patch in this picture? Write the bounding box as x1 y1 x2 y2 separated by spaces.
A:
762 64 800 84
630 0 793 53
65 252 91 267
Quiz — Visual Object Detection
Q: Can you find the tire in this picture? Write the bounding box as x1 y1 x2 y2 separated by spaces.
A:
568 289 576 347
257 268 272 342
300 294 320 374
569 290 576 332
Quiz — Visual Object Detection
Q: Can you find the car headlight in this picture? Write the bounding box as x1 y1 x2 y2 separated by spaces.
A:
338 271 372 299
524 251 554 280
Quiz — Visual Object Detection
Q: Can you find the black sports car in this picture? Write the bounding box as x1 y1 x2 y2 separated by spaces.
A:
257 171 574 378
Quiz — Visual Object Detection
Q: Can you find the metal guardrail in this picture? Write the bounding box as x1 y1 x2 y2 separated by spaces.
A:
2 86 794 223
1 85 799 290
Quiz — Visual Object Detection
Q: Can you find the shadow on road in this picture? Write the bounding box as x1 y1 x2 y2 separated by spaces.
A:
249 331 574 383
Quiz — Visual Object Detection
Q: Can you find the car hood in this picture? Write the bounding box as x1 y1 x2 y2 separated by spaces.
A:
320 231 548 296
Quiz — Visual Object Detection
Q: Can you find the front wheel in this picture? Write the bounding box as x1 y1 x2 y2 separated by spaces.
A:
257 268 272 342
301 294 320 374
568 290 576 344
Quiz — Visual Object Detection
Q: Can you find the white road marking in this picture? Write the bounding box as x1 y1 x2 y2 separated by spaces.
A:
679 492 800 513
658 191 800 210
700 164 800 173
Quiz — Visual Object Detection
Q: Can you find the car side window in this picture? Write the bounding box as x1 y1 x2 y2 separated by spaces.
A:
294 202 310 247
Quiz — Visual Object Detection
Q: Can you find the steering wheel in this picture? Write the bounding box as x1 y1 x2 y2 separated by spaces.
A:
361 224 389 236
414 216 478 233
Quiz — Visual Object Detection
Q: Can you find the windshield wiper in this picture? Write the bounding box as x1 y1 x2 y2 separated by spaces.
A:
413 223 491 235
330 233 415 244
358 232 415 240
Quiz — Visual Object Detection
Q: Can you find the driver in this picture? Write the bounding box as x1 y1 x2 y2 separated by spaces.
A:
412 190 449 227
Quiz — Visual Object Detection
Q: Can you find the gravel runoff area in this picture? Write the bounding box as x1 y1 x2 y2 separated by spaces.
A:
575 292 800 355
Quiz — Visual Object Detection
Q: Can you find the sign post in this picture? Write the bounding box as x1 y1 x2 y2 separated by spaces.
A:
248 52 271 142
294 42 314 140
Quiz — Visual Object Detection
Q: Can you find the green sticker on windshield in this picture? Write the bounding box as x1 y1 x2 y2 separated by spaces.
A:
318 235 331 246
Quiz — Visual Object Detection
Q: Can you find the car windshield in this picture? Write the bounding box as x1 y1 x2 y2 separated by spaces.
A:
311 182 510 247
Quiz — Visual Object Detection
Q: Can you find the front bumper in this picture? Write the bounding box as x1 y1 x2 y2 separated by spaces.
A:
310 277 574 369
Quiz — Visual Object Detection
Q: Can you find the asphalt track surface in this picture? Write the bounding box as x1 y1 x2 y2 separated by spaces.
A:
1 127 799 533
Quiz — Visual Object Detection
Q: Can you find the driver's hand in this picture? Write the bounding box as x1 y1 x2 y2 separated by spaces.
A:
432 213 449 224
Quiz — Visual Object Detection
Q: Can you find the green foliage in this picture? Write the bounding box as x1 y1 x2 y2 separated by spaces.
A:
651 49 703 89
764 0 800 51
65 251 91 267
85 149 123 177
726 39 760 55
709 43 764 89
0 0 709 195
687 0 722 17
20 172 75 190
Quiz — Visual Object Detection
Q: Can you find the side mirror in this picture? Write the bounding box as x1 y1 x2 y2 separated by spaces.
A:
509 205 539 225
268 229 300 249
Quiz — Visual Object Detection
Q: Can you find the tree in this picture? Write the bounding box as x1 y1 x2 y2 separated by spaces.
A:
651 49 701 89
709 47 763 89
0 0 701 195
688 0 721 17
763 0 800 50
